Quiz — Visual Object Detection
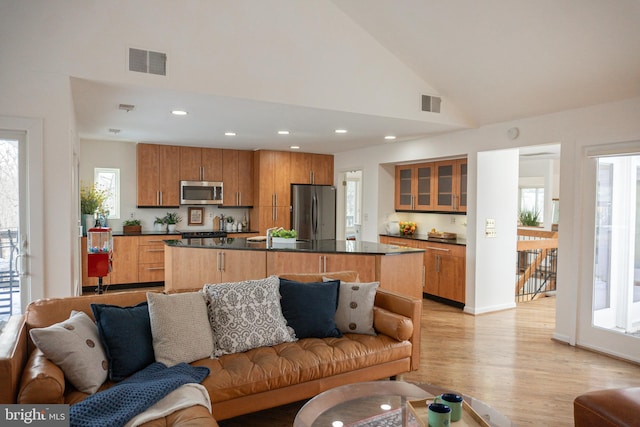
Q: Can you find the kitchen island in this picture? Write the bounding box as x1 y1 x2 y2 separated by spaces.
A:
164 238 425 298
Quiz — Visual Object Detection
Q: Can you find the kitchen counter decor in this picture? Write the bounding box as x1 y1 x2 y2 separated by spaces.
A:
399 221 416 235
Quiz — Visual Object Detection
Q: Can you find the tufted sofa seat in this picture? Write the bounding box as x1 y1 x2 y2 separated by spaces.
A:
0 271 421 425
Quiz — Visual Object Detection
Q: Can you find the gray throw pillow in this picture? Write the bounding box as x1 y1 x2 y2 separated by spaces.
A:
324 278 379 335
146 291 215 366
29 311 108 394
203 276 296 357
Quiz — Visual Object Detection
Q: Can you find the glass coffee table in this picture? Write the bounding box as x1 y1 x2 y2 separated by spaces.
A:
293 381 513 427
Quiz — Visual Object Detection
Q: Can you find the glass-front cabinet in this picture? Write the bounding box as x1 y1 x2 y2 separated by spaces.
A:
434 159 467 212
396 158 466 212
394 163 435 211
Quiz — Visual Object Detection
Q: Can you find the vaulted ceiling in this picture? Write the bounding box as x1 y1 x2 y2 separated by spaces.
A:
72 0 640 153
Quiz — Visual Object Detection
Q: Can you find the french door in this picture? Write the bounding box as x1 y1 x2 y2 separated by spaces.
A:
579 145 640 362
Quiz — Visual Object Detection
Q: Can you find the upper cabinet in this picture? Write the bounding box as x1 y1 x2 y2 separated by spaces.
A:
254 150 291 208
394 162 435 211
434 159 467 212
179 146 223 182
290 152 334 185
137 143 180 207
395 158 466 213
222 149 253 207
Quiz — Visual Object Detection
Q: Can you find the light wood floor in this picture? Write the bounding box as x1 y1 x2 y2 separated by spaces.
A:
221 297 640 426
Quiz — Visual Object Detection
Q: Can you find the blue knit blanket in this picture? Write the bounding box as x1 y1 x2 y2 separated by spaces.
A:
70 362 210 427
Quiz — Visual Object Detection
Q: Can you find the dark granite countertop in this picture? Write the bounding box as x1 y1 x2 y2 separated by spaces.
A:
109 231 182 237
379 233 466 246
164 238 424 255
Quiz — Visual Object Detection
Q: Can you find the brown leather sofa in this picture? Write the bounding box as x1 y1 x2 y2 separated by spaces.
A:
574 387 640 427
0 272 421 426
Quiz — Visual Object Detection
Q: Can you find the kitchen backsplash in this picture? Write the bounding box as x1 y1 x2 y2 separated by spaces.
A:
384 212 467 238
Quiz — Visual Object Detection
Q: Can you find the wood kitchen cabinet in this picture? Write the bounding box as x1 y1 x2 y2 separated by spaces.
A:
395 162 435 211
179 146 223 182
164 246 266 291
251 150 291 233
290 152 334 185
434 159 467 212
422 241 465 304
222 149 253 207
138 235 168 283
380 235 466 304
136 143 181 207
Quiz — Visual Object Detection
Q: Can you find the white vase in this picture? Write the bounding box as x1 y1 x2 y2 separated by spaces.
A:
154 222 164 232
226 223 233 232
83 214 95 235
167 224 176 233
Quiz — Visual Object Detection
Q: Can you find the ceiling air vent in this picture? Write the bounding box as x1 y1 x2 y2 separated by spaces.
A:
128 48 167 76
421 95 442 113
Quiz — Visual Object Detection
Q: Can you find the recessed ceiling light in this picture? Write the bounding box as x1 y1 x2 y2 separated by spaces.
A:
171 110 188 116
335 129 348 134
290 145 300 150
278 130 290 135
384 135 396 140
224 132 236 136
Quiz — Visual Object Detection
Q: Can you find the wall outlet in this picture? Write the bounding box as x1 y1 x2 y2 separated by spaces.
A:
485 218 496 238
450 216 456 224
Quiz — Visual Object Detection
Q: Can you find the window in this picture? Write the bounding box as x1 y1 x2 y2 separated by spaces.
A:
519 187 544 222
344 170 362 239
94 168 120 219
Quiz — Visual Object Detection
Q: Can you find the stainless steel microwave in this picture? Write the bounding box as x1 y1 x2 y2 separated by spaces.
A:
180 181 223 205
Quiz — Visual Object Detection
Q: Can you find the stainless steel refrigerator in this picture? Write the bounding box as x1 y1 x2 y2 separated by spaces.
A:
291 184 336 240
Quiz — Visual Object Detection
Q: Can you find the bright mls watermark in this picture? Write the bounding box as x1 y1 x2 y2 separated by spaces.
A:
1 405 69 426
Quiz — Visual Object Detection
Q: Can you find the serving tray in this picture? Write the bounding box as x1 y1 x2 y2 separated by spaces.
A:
427 231 457 240
407 398 491 427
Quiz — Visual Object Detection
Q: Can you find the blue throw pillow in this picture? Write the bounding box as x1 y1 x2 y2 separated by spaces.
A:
279 278 342 339
91 302 155 382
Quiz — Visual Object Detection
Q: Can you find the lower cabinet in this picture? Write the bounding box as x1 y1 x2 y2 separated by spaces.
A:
137 236 168 283
380 235 466 304
422 242 466 304
164 246 267 292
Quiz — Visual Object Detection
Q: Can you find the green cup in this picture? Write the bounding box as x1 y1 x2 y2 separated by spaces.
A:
427 402 451 427
434 393 463 422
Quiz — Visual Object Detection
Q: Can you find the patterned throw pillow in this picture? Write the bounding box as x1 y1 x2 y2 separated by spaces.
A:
29 311 108 394
203 276 296 357
324 279 380 335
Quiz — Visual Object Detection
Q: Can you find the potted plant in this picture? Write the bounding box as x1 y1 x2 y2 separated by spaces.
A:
164 212 182 233
519 209 541 227
154 216 166 232
122 218 142 235
225 216 235 232
80 182 109 234
271 228 297 244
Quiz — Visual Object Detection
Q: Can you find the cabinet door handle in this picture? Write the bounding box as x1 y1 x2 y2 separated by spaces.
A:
310 171 313 184
318 256 323 273
147 267 164 271
146 249 164 253
238 192 241 206
323 255 327 273
220 252 225 272
453 194 457 211
159 191 163 206
436 255 441 273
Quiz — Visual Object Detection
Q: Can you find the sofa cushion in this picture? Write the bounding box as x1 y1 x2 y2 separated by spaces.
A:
29 311 108 394
91 302 155 381
326 279 379 335
147 292 215 366
203 276 296 357
279 279 342 339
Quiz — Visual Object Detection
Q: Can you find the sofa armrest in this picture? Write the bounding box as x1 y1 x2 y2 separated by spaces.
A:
0 315 28 403
17 348 65 404
374 288 422 371
574 387 640 427
373 307 413 341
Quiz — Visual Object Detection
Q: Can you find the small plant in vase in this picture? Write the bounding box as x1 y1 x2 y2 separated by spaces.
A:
164 212 182 233
154 216 166 232
225 216 235 232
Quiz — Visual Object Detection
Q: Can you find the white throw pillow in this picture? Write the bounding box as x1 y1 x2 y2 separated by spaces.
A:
29 311 108 394
203 276 296 357
146 291 215 366
324 278 379 335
